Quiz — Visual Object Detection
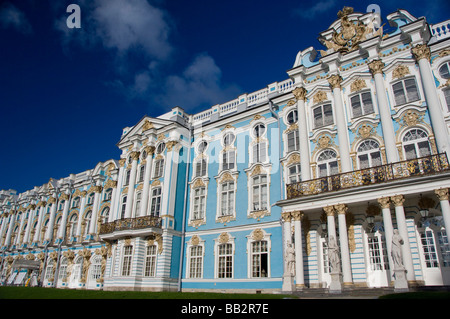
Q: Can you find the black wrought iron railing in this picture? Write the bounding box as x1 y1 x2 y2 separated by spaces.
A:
99 215 162 235
286 153 450 200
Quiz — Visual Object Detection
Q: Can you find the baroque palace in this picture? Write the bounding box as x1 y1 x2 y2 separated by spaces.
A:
2 7 450 293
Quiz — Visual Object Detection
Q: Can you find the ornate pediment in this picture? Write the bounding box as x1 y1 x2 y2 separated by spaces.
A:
320 7 384 56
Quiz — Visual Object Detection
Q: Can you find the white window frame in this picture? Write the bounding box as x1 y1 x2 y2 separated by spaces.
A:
287 163 301 184
150 187 162 217
144 244 157 277
214 239 234 279
187 244 204 279
317 149 339 177
153 159 165 178
121 244 133 276
251 174 268 212
402 128 432 160
219 181 235 217
313 103 334 128
356 139 382 169
191 186 207 221
349 90 374 118
392 77 420 106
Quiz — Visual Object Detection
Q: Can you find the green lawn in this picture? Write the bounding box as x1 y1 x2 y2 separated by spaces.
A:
0 286 292 299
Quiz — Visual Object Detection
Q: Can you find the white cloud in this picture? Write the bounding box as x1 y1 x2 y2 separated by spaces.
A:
0 2 32 34
156 53 241 111
294 0 337 20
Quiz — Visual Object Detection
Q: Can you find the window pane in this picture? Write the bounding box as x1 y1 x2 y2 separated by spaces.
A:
444 89 450 112
393 82 406 105
358 154 369 169
405 79 419 102
351 95 362 117
361 92 374 114
418 141 431 157
439 63 450 79
313 107 323 128
323 104 334 125
404 144 417 160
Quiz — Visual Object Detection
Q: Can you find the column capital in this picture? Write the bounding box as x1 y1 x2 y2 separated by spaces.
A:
292 87 308 101
327 74 343 89
48 197 57 204
119 158 127 167
130 151 141 161
391 195 405 207
334 204 348 215
37 201 47 207
323 205 335 217
92 185 103 193
368 59 385 76
291 210 304 221
412 44 431 62
281 211 292 222
435 188 449 201
166 140 179 152
144 145 156 156
377 197 391 209
60 193 70 201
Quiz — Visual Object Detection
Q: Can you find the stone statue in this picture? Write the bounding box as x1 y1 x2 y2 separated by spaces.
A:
285 243 295 276
328 235 341 273
392 229 404 269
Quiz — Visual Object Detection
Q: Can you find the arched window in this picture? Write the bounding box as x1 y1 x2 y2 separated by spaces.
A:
402 128 431 160
357 140 382 169
89 255 103 281
72 197 80 208
101 207 110 223
252 124 267 163
287 110 298 124
156 142 166 154
58 257 68 280
69 214 78 238
439 61 450 79
222 133 236 170
317 150 338 177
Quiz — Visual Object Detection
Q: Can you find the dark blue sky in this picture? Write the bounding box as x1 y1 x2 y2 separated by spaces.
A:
1 0 449 193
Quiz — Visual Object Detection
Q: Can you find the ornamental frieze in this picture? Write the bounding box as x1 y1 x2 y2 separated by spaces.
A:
350 78 367 92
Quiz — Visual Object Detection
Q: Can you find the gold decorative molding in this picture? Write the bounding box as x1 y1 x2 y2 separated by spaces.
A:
281 211 292 222
377 197 391 209
368 59 384 75
142 120 154 132
249 210 268 221
291 210 303 221
391 195 405 207
435 188 449 201
219 232 230 244
412 44 431 62
119 158 126 167
104 180 117 189
323 205 335 217
292 87 307 101
313 91 328 104
192 178 206 189
286 153 301 166
251 228 265 241
438 49 450 57
219 172 235 184
166 140 178 152
328 74 343 89
350 78 367 92
191 235 200 246
392 65 410 79
397 110 424 128
334 204 348 215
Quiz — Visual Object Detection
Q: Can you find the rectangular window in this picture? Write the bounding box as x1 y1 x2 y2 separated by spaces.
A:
252 175 268 211
393 78 420 106
351 92 374 117
195 159 207 177
121 196 127 219
150 188 162 217
189 246 203 278
218 243 233 278
252 241 268 278
153 159 164 178
421 230 439 268
222 150 235 170
252 142 267 163
444 89 450 112
138 165 145 182
313 104 333 128
122 245 133 276
193 187 206 220
287 131 299 153
288 164 301 183
144 245 157 277
220 182 235 216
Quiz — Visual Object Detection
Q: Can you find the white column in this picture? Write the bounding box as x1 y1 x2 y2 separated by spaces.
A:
324 206 337 240
281 212 293 274
435 188 450 236
328 75 352 172
75 192 87 240
5 212 16 247
391 195 415 282
139 146 155 216
57 192 71 240
16 208 27 246
125 151 140 219
113 161 126 221
88 186 103 236
293 87 311 181
23 204 37 245
33 201 46 243
108 182 118 222
413 44 450 157
45 195 58 242
292 211 305 288
335 204 352 285
378 197 395 277
368 60 399 163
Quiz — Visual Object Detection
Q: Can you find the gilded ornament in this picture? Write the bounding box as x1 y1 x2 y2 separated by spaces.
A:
391 195 405 207
313 91 328 104
328 74 343 89
166 141 178 152
191 235 200 246
287 154 301 166
104 180 117 189
438 49 450 57
291 210 303 221
252 228 265 241
142 120 154 132
334 204 348 215
377 197 391 209
281 211 292 222
192 178 206 189
411 44 431 62
350 79 367 92
323 205 335 217
317 135 332 149
368 59 384 75
219 232 230 244
292 87 308 101
357 124 375 139
435 188 449 201
392 65 410 79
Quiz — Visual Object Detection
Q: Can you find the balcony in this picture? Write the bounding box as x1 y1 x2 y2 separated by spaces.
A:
286 153 450 200
99 216 162 240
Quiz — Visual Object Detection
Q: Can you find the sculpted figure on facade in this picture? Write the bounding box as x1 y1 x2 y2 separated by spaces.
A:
391 229 405 269
328 235 341 273
285 243 295 276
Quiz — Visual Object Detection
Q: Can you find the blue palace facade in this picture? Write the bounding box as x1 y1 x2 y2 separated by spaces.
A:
2 7 450 293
